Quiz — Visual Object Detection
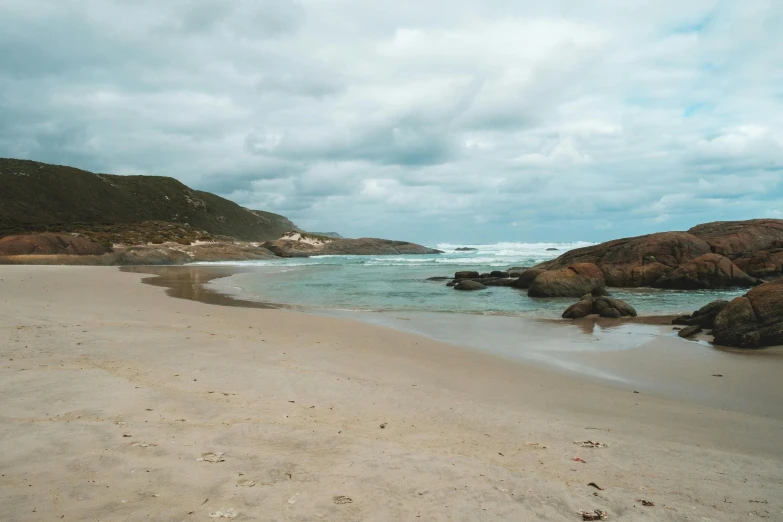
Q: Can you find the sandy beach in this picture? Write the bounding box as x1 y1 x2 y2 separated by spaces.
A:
1 266 782 521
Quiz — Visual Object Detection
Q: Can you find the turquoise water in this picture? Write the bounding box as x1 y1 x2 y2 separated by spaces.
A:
199 242 745 318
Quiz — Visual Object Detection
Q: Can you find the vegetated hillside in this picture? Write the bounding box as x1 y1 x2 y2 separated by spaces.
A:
0 158 298 241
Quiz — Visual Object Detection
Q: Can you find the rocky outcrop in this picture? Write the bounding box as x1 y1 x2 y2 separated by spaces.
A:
687 219 783 260
0 233 107 256
263 237 442 257
510 268 545 289
536 232 713 287
180 243 277 262
455 271 480 279
562 295 637 319
653 254 760 289
1 239 280 266
529 263 606 298
712 280 783 348
454 280 487 291
672 300 729 328
535 220 783 289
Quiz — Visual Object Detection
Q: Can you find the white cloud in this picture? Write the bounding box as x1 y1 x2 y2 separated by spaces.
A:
1 0 782 243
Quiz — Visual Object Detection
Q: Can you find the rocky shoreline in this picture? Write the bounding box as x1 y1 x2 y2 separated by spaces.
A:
435 219 783 349
0 232 441 265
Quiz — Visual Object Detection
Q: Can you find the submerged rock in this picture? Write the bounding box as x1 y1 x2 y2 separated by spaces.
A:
454 280 487 291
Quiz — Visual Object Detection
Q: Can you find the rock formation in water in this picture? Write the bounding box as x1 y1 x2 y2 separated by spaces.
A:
534 220 782 289
262 237 441 257
528 263 607 298
562 295 637 319
711 280 783 348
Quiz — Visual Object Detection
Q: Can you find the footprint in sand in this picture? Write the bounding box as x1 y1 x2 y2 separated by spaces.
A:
209 507 238 518
131 441 157 448
236 479 256 487
197 452 226 463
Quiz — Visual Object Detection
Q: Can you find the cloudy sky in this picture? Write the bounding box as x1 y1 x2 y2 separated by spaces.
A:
1 0 782 244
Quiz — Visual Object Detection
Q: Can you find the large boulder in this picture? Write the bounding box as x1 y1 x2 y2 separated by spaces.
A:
712 280 783 348
654 254 760 289
746 279 783 322
593 296 637 317
0 233 107 256
454 271 480 279
562 295 594 319
534 220 783 287
536 232 712 287
454 280 487 291
687 219 783 258
510 268 545 289
529 263 606 298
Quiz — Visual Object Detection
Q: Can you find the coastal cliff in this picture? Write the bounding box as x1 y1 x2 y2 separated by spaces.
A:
0 158 439 264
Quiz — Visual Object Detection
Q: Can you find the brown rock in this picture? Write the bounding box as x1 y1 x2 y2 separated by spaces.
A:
710 286 783 349
510 268 545 289
454 280 487 291
535 220 783 287
745 279 783 322
735 250 783 278
454 271 480 279
593 296 637 317
687 219 783 258
599 307 622 318
536 232 712 287
528 263 606 298
562 296 594 319
262 237 442 257
0 233 107 256
653 254 759 289
678 325 703 338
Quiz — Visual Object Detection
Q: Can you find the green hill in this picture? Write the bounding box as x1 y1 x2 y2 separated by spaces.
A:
0 158 299 241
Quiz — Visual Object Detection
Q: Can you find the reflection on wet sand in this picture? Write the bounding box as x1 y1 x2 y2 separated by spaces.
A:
121 265 283 309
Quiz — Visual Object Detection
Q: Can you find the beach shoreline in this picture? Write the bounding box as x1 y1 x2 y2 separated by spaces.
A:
130 265 783 419
1 265 782 521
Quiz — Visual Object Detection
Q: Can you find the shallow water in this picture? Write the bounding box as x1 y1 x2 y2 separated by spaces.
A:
128 264 783 419
199 242 745 318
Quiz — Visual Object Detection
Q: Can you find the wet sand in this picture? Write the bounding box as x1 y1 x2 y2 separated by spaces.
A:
136 265 783 419
1 265 782 521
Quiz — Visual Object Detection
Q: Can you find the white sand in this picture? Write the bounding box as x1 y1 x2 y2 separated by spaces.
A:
0 266 781 521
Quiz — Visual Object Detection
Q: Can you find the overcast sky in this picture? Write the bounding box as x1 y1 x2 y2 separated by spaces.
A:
1 0 781 244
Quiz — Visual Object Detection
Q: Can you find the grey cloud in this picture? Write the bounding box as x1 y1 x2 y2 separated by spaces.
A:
1 0 782 243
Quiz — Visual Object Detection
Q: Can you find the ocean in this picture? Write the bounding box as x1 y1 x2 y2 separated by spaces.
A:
199 241 745 318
